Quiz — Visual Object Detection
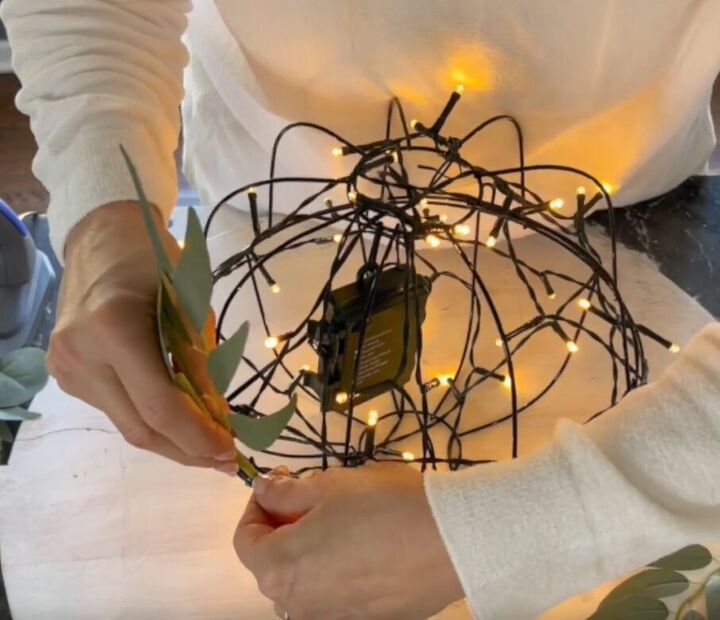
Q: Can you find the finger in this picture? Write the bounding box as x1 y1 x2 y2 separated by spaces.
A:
234 493 277 569
112 319 235 459
252 473 325 520
89 366 238 474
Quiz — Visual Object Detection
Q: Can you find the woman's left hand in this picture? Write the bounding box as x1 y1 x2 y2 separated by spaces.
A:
234 462 464 620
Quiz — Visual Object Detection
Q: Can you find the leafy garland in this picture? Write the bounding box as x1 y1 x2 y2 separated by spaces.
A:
590 545 720 619
0 347 48 447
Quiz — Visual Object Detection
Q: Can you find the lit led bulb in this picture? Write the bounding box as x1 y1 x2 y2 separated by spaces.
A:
410 119 419 130
324 197 333 207
486 235 497 248
578 298 591 311
669 343 681 354
247 187 257 196
425 234 441 248
402 451 415 462
420 198 429 208
332 146 344 157
503 375 513 389
455 84 465 96
368 410 379 427
348 190 358 203
549 198 565 210
602 182 614 195
264 336 279 349
335 392 349 405
577 186 586 196
301 364 311 371
548 292 557 300
566 340 579 354
495 337 503 348
270 283 281 294
332 233 343 243
177 239 185 250
454 224 471 236
437 374 454 387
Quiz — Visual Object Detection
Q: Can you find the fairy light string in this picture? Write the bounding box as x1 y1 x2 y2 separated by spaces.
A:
204 86 677 477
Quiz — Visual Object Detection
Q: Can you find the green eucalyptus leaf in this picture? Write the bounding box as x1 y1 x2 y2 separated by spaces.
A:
173 208 212 333
0 347 49 407
681 610 705 620
601 569 688 606
0 421 13 443
208 322 250 395
650 545 713 572
0 407 41 421
705 575 720 620
589 596 668 620
228 395 297 451
119 145 173 276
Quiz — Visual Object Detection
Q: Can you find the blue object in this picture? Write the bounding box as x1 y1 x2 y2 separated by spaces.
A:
0 198 29 237
0 200 56 356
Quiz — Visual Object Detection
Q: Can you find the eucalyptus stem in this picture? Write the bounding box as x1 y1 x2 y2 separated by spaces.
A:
675 566 720 619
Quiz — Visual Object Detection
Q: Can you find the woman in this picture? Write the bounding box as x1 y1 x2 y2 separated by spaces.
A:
2 2 720 618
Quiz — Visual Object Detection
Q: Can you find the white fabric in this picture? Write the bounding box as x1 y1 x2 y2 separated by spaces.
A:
3 0 720 256
2 2 720 618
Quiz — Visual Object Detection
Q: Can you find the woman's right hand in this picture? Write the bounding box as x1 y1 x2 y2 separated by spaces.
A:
47 201 238 475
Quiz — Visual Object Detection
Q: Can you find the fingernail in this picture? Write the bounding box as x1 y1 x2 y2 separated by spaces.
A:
252 475 270 495
214 462 239 477
217 449 237 461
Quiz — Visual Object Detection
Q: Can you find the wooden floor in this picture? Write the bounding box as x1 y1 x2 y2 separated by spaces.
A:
1 73 720 215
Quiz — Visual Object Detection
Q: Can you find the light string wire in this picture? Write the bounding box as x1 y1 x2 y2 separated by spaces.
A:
203 89 673 476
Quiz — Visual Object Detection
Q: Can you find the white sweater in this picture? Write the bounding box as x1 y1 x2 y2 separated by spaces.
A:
2 2 720 618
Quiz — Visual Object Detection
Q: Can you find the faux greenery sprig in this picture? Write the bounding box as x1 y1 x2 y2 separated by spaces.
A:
590 545 720 619
0 347 48 444
120 147 296 484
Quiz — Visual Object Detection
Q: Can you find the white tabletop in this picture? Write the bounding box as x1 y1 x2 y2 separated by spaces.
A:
1 209 714 620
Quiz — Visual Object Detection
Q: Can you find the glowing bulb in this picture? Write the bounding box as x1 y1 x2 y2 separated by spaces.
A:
577 186 586 196
437 374 454 387
455 84 465 96
177 239 185 249
323 197 333 207
495 338 503 348
548 292 557 300
332 146 344 158
391 151 400 163
368 410 379 427
410 119 419 130
335 392 349 405
486 235 497 248
402 451 415 462
602 182 614 195
669 343 681 354
503 375 513 389
425 234 441 248
270 283 281 294
578 298 591 311
454 224 471 236
332 233 343 243
550 198 564 210
566 340 579 354
420 198 429 208
264 336 279 349
348 190 358 203
301 364 311 371
247 187 257 195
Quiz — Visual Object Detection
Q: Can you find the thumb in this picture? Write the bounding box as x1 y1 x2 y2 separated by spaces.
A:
252 474 324 522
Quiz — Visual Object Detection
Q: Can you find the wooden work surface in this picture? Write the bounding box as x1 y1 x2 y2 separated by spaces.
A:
0 209 715 620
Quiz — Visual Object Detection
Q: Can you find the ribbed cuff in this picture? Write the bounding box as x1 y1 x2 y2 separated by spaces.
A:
46 127 177 263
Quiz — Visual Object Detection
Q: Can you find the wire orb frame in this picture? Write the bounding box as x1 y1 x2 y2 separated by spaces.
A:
205 89 672 477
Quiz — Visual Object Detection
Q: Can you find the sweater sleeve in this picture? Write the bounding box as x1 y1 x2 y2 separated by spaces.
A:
425 322 720 620
0 0 191 260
